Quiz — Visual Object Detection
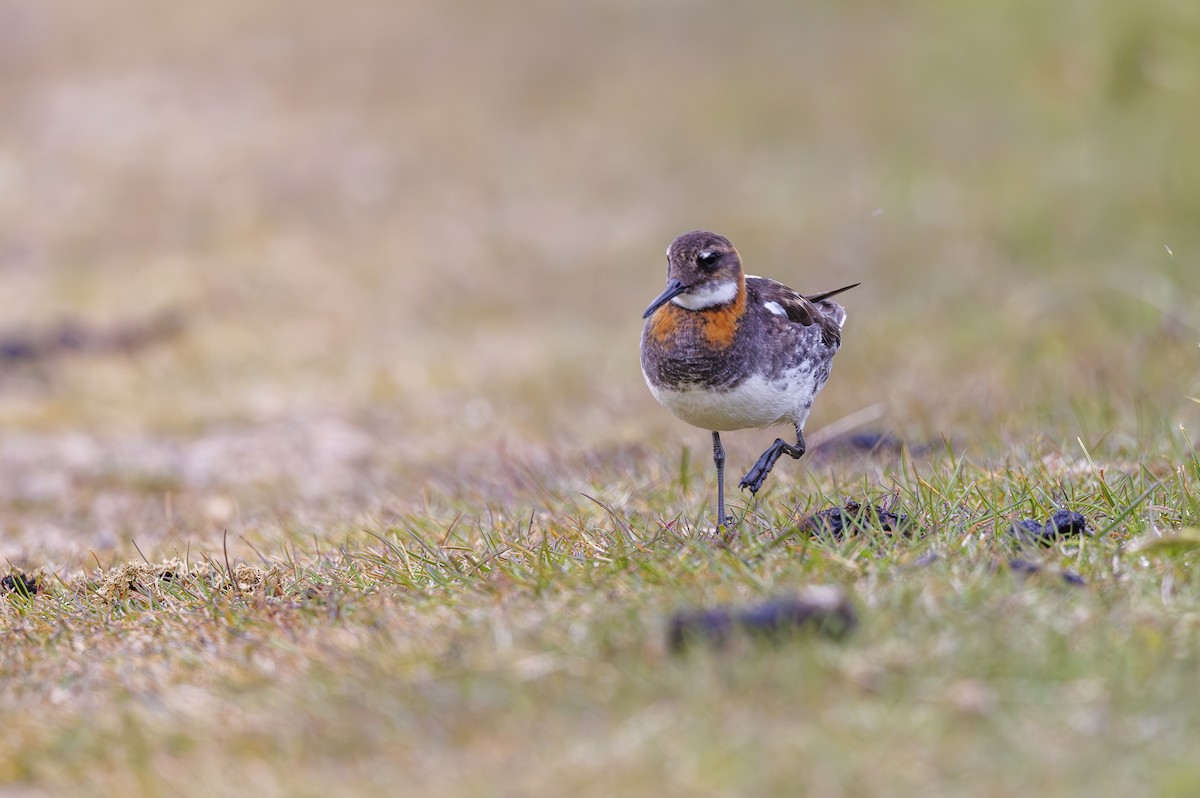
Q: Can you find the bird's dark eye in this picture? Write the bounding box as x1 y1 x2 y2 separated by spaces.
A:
697 251 719 269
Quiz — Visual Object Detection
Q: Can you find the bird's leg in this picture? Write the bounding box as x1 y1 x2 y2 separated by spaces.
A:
711 431 732 530
739 425 806 494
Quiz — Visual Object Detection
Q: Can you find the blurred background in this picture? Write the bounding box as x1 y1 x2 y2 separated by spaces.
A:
1 0 1198 560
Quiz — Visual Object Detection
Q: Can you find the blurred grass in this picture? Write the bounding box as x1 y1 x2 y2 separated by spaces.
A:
1 0 1200 795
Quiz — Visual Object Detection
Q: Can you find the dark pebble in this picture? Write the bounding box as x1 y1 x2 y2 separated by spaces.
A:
908 551 940 568
797 500 910 540
1009 519 1046 543
1 572 41 596
1009 510 1092 544
0 338 39 362
53 321 88 351
669 586 857 652
0 310 185 365
1007 558 1085 586
1046 510 1090 538
1007 558 1040 576
811 430 924 461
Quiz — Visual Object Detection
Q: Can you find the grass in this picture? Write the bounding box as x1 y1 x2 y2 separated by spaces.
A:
6 445 1200 796
2 0 1200 795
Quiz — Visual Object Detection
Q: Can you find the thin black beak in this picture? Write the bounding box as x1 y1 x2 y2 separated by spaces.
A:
642 278 688 319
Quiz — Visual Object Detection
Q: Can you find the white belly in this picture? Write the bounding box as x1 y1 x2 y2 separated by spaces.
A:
644 369 820 432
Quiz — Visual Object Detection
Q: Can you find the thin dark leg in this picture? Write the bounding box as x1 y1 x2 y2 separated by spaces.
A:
712 431 730 529
739 425 807 494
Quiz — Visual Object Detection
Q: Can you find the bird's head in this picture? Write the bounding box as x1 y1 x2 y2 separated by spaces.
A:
642 231 744 319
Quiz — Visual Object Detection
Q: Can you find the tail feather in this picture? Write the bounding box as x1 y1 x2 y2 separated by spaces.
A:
806 282 858 330
803 282 860 303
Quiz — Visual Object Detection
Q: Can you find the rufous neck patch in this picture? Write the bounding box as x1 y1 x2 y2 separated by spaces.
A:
646 303 684 345
646 276 746 351
700 276 745 349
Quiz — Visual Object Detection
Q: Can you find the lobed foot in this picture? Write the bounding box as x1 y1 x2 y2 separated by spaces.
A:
739 448 781 494
739 430 806 494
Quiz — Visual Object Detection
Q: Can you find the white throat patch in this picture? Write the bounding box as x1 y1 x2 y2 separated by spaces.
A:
671 280 739 311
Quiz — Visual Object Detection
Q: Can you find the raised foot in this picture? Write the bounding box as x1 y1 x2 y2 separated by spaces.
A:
739 433 805 495
738 449 779 494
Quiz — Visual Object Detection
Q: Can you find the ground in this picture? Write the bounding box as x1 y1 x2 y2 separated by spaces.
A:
1 0 1200 795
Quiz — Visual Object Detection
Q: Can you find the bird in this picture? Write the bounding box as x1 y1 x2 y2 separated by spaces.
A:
640 230 857 532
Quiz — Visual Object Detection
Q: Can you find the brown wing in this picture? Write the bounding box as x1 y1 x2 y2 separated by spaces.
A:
748 277 858 348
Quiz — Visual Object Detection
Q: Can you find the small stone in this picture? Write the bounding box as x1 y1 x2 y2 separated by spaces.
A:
1007 558 1085 586
1009 510 1092 544
668 586 857 652
1 572 41 597
1009 519 1047 544
1007 557 1041 576
1046 509 1090 538
797 500 910 540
